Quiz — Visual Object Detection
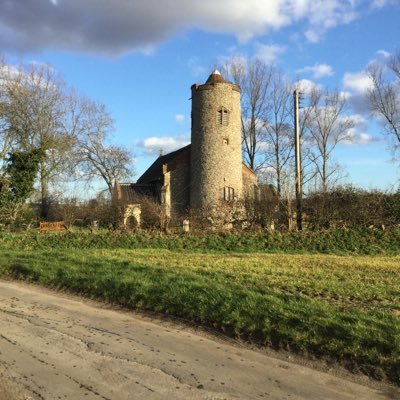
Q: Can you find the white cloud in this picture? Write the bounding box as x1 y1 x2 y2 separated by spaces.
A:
339 91 351 100
341 114 380 146
376 49 391 59
29 60 56 71
294 78 322 94
304 29 320 43
0 0 373 55
341 68 375 114
301 0 359 43
296 63 334 79
371 0 393 9
255 44 285 64
175 114 185 123
0 61 57 89
343 130 379 146
342 71 373 94
136 135 190 156
0 63 20 81
257 141 274 152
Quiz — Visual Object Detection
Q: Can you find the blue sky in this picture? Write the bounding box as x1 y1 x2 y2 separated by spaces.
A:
1 0 399 191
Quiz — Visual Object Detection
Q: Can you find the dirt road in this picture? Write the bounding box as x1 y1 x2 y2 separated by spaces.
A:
0 279 398 400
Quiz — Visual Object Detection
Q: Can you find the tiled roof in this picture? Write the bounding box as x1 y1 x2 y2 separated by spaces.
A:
205 70 226 84
116 183 159 203
136 144 191 184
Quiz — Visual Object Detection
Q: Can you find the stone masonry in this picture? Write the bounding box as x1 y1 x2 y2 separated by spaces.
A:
115 71 257 225
190 71 243 210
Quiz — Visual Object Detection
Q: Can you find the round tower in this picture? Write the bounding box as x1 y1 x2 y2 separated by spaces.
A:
190 70 242 210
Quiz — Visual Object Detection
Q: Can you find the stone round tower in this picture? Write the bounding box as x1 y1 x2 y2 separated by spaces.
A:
190 70 242 210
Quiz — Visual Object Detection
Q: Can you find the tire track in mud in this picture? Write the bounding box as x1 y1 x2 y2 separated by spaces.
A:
0 279 397 400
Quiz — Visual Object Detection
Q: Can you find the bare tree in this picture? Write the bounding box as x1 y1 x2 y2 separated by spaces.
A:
0 61 76 218
388 51 400 79
262 70 294 196
74 99 134 195
222 57 273 171
0 60 24 167
0 61 14 165
290 83 326 194
366 52 400 157
307 90 354 192
1 59 133 216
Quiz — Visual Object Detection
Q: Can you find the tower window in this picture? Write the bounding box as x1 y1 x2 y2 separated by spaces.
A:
222 186 235 201
217 107 229 126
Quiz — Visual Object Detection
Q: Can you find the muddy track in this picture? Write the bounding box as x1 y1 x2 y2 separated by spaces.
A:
0 279 398 400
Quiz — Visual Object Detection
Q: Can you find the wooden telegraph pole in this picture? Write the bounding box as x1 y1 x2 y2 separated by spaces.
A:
293 89 303 231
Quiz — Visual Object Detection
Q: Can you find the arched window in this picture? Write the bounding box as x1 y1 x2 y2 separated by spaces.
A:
217 107 229 126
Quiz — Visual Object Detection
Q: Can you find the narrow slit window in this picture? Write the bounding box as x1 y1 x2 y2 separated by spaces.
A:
222 186 235 201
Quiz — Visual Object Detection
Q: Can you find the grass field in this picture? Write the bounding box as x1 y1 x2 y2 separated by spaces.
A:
0 245 399 384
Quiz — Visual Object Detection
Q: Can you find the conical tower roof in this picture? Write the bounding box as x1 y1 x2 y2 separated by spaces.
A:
205 70 226 84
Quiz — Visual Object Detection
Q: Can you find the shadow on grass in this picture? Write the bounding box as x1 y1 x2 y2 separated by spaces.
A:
1 250 399 385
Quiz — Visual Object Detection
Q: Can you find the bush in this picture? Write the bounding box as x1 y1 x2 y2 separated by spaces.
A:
0 228 399 255
303 186 400 229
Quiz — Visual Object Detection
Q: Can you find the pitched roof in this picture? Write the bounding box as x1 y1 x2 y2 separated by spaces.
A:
242 162 257 176
137 142 256 185
136 144 191 184
205 70 226 84
118 183 160 203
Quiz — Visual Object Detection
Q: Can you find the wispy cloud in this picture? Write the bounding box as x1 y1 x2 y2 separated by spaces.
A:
341 114 381 146
296 63 334 79
254 44 285 64
371 0 393 9
175 114 185 123
294 78 322 93
135 135 190 156
376 49 391 59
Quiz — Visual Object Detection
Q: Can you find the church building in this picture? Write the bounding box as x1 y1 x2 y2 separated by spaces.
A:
114 70 257 225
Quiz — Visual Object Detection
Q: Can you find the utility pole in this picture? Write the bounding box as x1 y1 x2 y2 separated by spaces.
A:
294 89 302 231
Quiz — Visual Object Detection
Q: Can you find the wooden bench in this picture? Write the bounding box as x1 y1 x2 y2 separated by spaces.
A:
39 221 66 233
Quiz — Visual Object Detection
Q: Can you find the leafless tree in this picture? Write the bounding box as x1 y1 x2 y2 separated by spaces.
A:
262 70 294 196
0 61 76 218
366 51 400 157
388 51 400 79
1 59 133 217
0 61 14 164
307 90 354 192
221 57 273 171
74 99 134 195
288 82 326 194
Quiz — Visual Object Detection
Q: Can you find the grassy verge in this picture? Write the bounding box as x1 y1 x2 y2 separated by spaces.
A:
0 228 400 255
0 248 399 384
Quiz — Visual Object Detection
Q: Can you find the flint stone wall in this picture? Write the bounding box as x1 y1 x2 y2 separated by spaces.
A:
190 82 243 210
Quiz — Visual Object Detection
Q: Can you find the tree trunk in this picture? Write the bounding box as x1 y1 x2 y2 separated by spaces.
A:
322 154 328 193
40 164 49 220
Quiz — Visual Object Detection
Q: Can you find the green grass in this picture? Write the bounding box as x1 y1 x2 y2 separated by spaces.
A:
0 228 400 255
0 247 399 384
